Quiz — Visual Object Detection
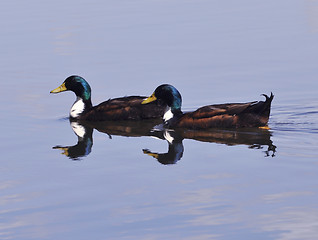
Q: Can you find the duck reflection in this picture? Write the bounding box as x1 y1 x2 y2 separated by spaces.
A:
53 120 276 162
180 128 276 157
53 119 162 160
53 121 94 160
143 127 276 164
143 130 184 165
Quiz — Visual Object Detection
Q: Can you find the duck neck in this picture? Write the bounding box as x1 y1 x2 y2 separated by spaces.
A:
163 106 183 127
70 97 93 119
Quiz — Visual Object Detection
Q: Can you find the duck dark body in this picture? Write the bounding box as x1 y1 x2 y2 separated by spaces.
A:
175 93 273 129
81 95 165 121
142 84 274 129
50 75 165 121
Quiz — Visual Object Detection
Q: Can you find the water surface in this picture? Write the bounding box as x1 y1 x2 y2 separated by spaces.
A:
1 1 318 239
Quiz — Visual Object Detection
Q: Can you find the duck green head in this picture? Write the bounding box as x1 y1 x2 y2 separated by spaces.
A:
142 84 182 112
50 75 91 101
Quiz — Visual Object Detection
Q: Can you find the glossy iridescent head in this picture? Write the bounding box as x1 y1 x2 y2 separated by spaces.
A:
50 75 93 118
142 84 182 112
142 84 182 125
50 75 92 101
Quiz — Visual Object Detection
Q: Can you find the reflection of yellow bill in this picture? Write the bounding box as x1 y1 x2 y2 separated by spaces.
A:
50 82 67 93
142 93 157 104
143 149 159 159
259 126 270 130
53 147 69 156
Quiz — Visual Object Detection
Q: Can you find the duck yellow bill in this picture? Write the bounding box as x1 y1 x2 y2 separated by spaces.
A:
50 82 67 93
142 93 157 104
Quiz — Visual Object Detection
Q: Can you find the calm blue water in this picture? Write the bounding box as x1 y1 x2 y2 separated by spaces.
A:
1 1 318 239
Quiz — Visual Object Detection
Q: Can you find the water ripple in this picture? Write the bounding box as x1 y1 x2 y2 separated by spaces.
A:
271 103 318 134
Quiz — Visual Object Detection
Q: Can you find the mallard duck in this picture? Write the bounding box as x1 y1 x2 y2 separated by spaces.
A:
50 75 165 121
142 84 274 129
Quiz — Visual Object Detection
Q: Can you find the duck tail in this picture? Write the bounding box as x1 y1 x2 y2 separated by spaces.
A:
246 92 274 118
261 92 274 103
260 92 274 117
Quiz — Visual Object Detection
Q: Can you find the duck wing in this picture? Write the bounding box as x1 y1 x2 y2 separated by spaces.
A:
177 93 274 129
81 96 165 121
190 101 257 118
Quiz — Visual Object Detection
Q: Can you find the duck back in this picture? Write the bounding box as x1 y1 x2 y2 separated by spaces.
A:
175 93 274 129
80 96 166 121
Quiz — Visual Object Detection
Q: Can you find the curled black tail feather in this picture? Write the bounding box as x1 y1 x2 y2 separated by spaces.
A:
245 92 274 117
260 92 274 117
261 92 274 103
